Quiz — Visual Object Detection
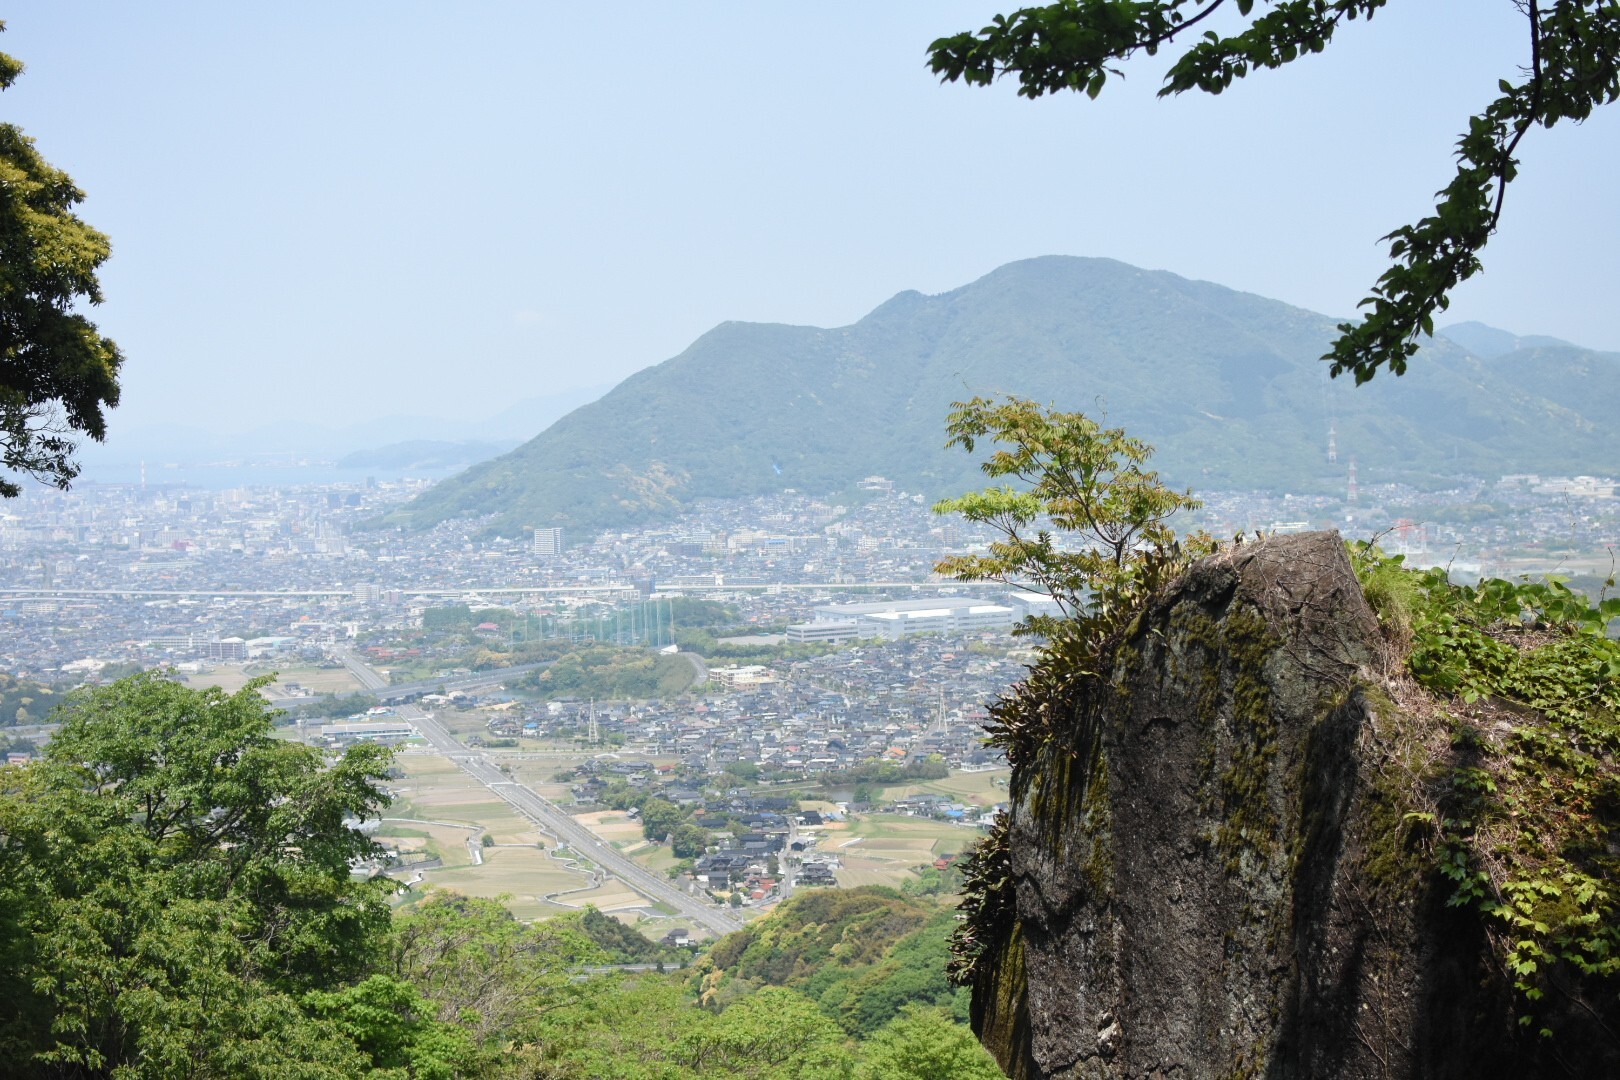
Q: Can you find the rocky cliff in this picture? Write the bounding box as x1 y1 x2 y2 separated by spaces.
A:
959 532 1619 1078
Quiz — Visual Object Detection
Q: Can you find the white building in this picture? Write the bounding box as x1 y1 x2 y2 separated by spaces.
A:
317 719 418 744
784 620 862 644
708 665 777 689
803 597 1018 641
532 527 564 556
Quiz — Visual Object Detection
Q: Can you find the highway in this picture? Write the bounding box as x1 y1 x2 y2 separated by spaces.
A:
329 647 744 937
0 579 986 600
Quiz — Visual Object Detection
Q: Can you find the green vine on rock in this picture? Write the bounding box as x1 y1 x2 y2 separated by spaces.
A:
1352 543 1620 1032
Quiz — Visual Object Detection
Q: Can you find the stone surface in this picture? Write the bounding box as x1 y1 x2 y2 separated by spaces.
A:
971 531 1619 1078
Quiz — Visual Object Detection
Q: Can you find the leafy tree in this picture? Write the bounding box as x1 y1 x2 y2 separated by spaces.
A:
0 672 394 1076
934 395 1206 652
928 1 1620 383
0 28 123 497
387 892 603 1050
638 797 684 843
665 597 740 629
422 603 477 632
302 974 474 1079
524 645 695 701
855 1006 1002 1080
670 822 713 859
674 987 852 1079
0 673 61 729
567 905 679 965
292 690 380 719
526 977 707 1079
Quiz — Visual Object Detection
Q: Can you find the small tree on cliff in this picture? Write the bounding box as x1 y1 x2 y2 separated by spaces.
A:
936 396 1211 992
933 394 1209 658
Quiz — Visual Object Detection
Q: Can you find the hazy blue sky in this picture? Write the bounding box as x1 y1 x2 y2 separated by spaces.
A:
7 3 1618 445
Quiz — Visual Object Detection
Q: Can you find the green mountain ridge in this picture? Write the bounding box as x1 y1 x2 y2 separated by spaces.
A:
390 257 1620 536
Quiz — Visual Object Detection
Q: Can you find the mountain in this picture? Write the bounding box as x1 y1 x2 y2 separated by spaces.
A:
389 257 1620 536
1439 320 1577 359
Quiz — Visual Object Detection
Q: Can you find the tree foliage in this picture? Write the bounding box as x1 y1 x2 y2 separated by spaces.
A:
0 673 1002 1077
928 1 1620 383
0 27 123 496
855 1006 1003 1080
1352 546 1620 1031
934 395 1207 669
522 645 695 701
0 673 396 1077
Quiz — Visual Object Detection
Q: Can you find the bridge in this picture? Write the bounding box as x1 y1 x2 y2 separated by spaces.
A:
371 663 549 704
326 647 546 704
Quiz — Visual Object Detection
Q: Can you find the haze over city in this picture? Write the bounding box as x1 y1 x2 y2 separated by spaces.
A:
2 5 1619 1076
6 2 1618 456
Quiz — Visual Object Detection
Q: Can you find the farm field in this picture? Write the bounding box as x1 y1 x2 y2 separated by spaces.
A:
414 846 596 921
574 810 644 848
883 767 1010 808
379 753 596 915
374 819 481 869
183 663 364 698
509 763 582 802
818 813 980 891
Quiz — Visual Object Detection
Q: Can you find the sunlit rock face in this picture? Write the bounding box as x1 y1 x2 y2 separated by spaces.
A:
970 531 1619 1079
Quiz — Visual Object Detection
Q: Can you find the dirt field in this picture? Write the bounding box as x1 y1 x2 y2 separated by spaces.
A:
573 810 645 847
183 663 364 698
414 846 594 921
378 754 596 915
885 768 1010 808
822 813 981 890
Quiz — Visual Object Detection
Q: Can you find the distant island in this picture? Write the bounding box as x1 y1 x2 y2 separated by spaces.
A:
338 439 519 471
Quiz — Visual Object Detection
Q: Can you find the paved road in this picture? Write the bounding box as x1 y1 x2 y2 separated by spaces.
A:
332 646 391 692
0 579 986 600
331 647 743 937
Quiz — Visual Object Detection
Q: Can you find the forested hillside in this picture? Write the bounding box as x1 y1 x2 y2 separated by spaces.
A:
390 256 1620 536
0 674 995 1079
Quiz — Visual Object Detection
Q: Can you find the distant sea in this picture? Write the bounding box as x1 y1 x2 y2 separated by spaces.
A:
70 461 463 491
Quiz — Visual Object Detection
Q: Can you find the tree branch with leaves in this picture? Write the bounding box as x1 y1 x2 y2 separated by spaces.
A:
928 1 1620 383
0 24 123 497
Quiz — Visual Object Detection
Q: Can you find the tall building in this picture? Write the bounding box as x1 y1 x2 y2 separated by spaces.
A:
533 527 564 556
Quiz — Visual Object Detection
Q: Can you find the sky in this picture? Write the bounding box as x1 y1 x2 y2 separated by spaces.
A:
7 2 1619 452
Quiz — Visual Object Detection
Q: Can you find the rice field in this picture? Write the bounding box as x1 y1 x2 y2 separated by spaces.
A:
378 753 596 916
414 846 598 921
820 813 980 890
